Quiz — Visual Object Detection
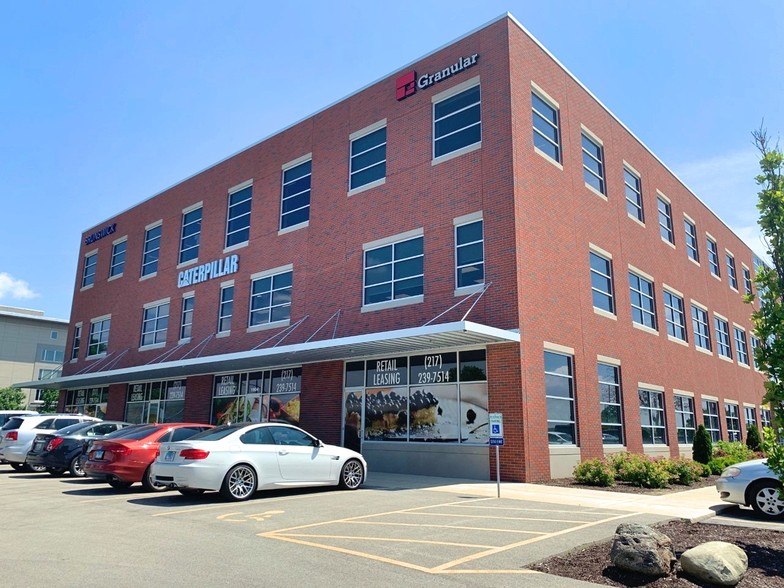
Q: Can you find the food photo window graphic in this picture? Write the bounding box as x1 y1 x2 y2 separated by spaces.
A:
65 388 108 419
211 368 301 426
343 349 488 446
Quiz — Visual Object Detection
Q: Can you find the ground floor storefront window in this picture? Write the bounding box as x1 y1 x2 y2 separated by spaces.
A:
343 349 488 451
125 380 186 424
64 388 108 418
212 368 301 426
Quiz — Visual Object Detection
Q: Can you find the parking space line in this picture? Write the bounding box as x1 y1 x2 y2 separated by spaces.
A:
412 512 594 524
283 533 496 549
432 511 640 572
152 491 326 516
351 521 546 535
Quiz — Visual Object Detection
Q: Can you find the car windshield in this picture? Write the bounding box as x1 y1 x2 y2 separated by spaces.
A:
1 417 25 431
101 424 154 439
107 425 162 441
185 424 247 441
55 422 97 436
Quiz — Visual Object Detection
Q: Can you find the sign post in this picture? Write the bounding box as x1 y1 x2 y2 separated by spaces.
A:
488 413 504 498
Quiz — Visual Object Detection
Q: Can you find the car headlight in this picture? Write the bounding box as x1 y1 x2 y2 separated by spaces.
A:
720 466 742 478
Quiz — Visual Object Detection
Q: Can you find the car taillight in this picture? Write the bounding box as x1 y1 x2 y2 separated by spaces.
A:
5 432 18 441
46 438 65 452
102 444 131 455
180 449 210 460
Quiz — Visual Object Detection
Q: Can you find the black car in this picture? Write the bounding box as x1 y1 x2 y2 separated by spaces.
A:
26 421 132 476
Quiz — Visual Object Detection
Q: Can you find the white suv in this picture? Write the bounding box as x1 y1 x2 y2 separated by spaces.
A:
0 414 101 472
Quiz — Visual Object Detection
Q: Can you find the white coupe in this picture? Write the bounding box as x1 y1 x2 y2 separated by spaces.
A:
151 422 366 501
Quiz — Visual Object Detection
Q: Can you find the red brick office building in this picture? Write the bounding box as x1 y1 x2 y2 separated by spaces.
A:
23 14 768 481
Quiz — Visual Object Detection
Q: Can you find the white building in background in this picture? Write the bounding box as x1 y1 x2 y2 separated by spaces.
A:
0 306 67 408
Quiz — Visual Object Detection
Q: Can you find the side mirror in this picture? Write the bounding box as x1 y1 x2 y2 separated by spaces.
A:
313 439 324 448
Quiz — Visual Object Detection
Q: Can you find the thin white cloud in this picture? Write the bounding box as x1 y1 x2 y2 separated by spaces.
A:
0 272 39 300
673 149 768 260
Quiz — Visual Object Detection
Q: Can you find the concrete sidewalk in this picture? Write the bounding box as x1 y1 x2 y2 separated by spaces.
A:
365 471 731 522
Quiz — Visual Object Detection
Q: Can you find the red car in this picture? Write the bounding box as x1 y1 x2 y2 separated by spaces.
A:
84 423 212 491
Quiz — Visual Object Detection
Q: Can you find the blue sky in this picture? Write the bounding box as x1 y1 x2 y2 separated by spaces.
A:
1 1 782 320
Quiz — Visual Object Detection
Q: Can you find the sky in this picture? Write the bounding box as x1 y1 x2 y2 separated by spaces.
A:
1 1 782 321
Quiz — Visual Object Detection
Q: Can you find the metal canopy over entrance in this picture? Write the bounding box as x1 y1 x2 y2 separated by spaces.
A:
14 321 519 390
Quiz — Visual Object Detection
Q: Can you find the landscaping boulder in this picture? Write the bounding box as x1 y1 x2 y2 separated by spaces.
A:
680 541 748 586
610 523 675 576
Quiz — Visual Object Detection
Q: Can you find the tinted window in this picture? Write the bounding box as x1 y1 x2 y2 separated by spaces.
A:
53 419 80 430
189 424 245 441
90 423 121 436
119 425 164 441
35 419 56 429
103 424 155 440
2 417 25 430
56 422 96 436
240 427 275 445
170 427 207 442
269 426 315 446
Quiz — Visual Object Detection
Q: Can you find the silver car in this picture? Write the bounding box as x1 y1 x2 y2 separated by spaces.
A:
716 458 784 519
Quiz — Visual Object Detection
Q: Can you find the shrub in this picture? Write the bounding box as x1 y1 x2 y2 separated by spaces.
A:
573 458 615 487
746 423 762 452
707 456 737 475
614 453 671 488
692 425 713 464
606 452 635 479
713 440 755 463
664 457 704 485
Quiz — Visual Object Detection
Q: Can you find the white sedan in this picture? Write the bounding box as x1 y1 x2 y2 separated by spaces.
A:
151 423 366 501
716 458 784 519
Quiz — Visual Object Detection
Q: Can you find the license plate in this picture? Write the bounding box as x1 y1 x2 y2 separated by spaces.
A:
34 442 44 451
94 450 104 460
164 451 176 462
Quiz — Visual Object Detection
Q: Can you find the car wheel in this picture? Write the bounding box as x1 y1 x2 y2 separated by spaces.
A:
9 463 24 472
69 456 86 477
27 463 47 473
220 464 257 501
141 466 168 492
107 480 133 490
47 467 66 477
338 459 364 490
748 479 784 518
178 488 206 497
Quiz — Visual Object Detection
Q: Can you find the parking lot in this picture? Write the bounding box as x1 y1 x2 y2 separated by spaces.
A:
0 468 679 588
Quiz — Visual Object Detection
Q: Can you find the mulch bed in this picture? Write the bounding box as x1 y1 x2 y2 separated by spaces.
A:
528 478 784 586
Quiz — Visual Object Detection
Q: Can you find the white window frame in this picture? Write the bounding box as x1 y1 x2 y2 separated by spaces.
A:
432 77 481 163
225 180 253 250
141 221 162 279
707 235 720 278
581 127 605 197
714 314 732 360
217 282 235 335
628 267 657 332
179 293 194 343
674 393 696 445
684 215 699 263
702 398 721 442
81 250 98 289
726 250 738 290
663 287 687 343
109 237 127 280
590 246 615 317
623 163 643 223
248 265 294 331
362 228 424 312
657 193 674 245
70 322 82 362
349 120 387 194
531 84 561 165
87 315 111 358
454 213 484 292
725 402 741 442
733 324 749 366
140 298 170 349
179 202 202 266
691 302 712 353
639 387 667 445
280 155 312 232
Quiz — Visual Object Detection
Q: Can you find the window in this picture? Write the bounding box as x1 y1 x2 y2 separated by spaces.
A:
50 331 58 340
180 295 194 341
598 363 623 445
725 403 741 442
750 336 760 370
663 290 686 341
745 406 757 429
734 327 749 365
581 133 605 194
674 395 696 444
726 253 738 290
532 91 560 162
433 84 481 159
639 389 666 444
82 252 97 288
684 219 699 262
179 206 202 264
281 159 311 230
691 305 711 351
714 317 732 359
40 348 64 362
363 235 424 306
250 270 293 326
218 285 234 333
226 185 252 248
743 267 753 296
761 408 772 429
350 126 386 190
141 301 169 347
87 318 110 357
707 238 720 277
590 251 614 314
70 324 81 361
702 399 721 442
455 219 484 288
657 196 673 244
624 167 643 222
629 271 656 329
141 224 162 277
545 351 575 445
109 240 127 278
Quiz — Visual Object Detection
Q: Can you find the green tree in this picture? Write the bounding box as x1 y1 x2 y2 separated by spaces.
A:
692 424 713 465
0 387 26 410
746 423 762 452
750 127 784 485
38 389 59 413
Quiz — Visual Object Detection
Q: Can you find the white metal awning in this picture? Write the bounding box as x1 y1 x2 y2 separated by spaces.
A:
14 320 519 390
